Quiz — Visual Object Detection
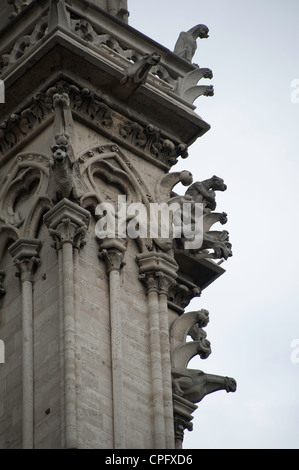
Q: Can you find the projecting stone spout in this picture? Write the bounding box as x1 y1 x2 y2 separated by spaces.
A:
173 369 237 405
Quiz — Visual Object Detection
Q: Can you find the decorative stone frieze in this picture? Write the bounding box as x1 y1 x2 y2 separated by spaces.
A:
0 79 188 168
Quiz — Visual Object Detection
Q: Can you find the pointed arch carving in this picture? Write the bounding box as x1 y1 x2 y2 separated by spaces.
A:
78 143 153 207
0 152 53 250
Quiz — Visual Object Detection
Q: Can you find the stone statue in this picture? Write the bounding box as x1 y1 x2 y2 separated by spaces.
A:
107 0 129 22
174 24 209 62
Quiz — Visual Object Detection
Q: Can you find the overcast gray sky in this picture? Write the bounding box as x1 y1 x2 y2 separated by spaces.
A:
129 0 299 449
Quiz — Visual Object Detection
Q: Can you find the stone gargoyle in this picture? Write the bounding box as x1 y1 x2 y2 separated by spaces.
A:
121 52 161 85
170 309 212 368
170 308 237 405
174 24 209 63
47 132 88 202
182 175 233 260
172 369 237 404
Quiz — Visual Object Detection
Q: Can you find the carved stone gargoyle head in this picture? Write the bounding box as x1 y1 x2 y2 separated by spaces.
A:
51 133 70 164
193 24 209 39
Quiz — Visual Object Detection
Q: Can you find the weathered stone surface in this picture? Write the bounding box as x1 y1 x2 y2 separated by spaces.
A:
0 0 235 450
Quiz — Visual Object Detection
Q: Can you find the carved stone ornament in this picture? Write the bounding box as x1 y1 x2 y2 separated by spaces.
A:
8 238 41 282
98 237 127 273
174 24 209 63
7 0 33 18
172 175 233 260
170 308 236 406
0 80 188 168
43 198 90 251
107 0 129 22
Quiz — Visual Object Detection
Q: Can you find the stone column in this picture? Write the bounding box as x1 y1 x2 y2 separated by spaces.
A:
44 199 90 449
99 237 126 449
139 269 166 448
8 238 42 449
138 252 178 449
157 271 177 449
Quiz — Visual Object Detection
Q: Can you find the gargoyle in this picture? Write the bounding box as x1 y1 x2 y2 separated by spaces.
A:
180 175 232 259
185 175 227 212
121 52 161 87
170 308 236 404
172 368 237 404
170 309 211 369
115 52 161 100
47 133 88 202
174 24 209 62
107 0 129 22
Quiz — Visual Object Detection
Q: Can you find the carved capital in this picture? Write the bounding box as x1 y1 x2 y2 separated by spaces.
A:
8 238 41 282
139 271 160 294
156 271 176 296
137 252 178 296
99 248 125 273
173 394 197 449
49 218 88 251
98 237 127 274
43 199 90 250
